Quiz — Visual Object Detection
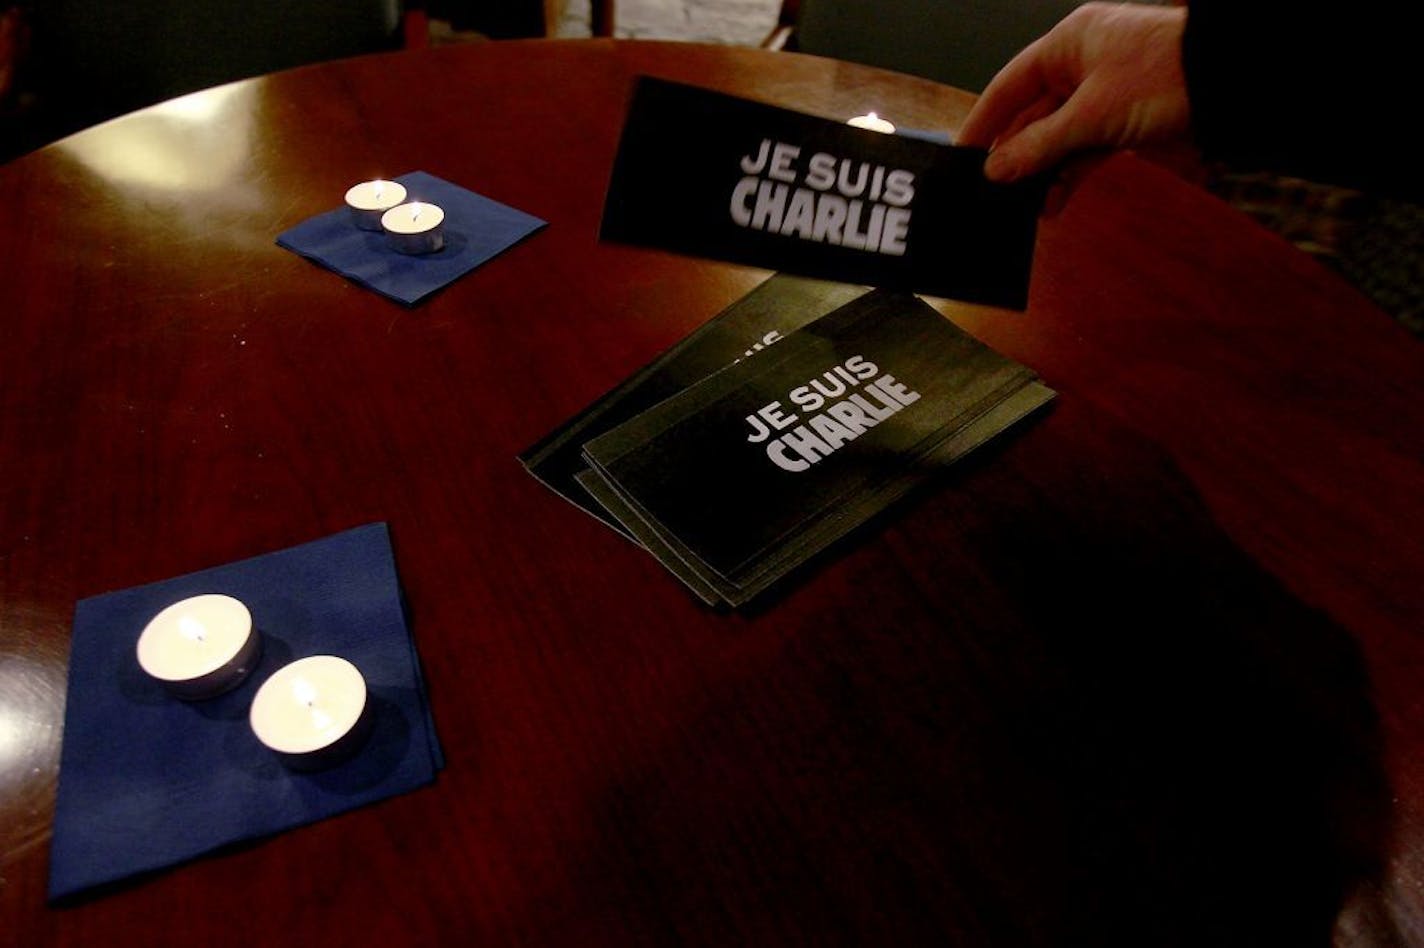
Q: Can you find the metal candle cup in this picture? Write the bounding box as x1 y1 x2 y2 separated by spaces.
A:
345 179 408 231
381 201 445 255
135 594 262 700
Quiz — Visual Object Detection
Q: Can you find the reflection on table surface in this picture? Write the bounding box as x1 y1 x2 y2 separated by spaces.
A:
2 38 1423 946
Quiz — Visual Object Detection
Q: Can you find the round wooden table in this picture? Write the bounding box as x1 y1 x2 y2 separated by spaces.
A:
3 38 1423 945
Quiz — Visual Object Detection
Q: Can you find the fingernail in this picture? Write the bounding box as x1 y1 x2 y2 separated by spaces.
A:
983 150 1017 182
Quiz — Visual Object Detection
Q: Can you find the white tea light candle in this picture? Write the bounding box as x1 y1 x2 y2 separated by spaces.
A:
250 655 370 769
382 201 445 255
136 594 261 700
345 179 408 231
847 112 896 134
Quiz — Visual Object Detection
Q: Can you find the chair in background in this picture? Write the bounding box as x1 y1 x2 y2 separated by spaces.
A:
426 0 614 39
768 0 1089 93
25 0 408 150
547 0 615 37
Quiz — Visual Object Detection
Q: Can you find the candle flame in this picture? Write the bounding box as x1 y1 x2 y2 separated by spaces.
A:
178 616 207 643
848 112 896 133
292 677 318 707
411 203 422 222
373 180 385 199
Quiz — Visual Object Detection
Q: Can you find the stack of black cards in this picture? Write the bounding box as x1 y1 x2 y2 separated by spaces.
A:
522 275 1055 606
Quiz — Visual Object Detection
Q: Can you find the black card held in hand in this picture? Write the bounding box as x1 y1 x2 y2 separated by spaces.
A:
600 77 1048 309
580 289 1055 604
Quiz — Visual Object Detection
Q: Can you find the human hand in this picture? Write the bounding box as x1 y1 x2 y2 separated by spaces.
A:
957 2 1191 183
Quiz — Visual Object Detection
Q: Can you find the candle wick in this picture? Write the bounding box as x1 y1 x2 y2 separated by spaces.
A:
178 616 207 644
292 677 320 708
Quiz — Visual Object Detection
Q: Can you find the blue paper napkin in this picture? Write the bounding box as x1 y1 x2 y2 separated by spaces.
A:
276 171 547 305
899 127 954 145
49 523 443 900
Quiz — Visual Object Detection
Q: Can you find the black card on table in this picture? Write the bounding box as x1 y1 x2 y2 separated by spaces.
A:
519 274 870 533
600 77 1048 310
579 289 1056 605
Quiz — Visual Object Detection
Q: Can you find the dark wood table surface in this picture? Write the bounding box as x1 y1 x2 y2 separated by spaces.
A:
3 38 1423 946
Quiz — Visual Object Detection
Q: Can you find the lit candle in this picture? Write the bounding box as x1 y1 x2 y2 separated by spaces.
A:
249 655 371 770
136 594 262 700
381 201 446 255
847 112 897 134
345 179 408 231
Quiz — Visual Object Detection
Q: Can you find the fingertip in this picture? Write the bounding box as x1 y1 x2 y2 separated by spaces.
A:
983 148 1020 183
955 114 994 151
983 105 1083 185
